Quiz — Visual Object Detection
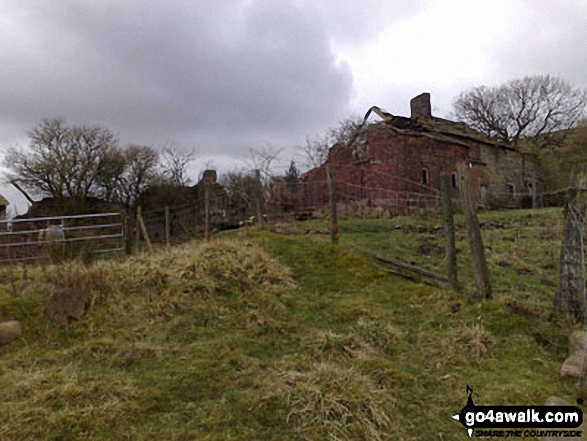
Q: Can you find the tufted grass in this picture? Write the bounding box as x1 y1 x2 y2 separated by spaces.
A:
0 209 581 440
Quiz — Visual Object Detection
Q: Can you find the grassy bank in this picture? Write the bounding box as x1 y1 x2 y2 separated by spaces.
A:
0 210 580 440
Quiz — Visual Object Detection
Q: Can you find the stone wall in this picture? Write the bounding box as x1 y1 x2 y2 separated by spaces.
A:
479 145 540 208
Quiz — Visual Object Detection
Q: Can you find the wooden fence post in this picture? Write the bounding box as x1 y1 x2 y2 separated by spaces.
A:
457 163 491 299
136 205 153 253
122 209 131 255
407 194 412 216
254 169 265 231
440 172 459 292
164 205 170 249
325 163 339 245
204 181 211 242
133 206 140 254
555 187 586 319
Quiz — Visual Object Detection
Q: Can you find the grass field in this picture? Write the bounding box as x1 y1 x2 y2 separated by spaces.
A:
0 208 581 440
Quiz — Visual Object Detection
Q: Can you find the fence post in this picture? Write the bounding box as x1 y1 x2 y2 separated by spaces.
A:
164 205 170 249
204 180 211 242
136 205 153 253
9 262 16 297
325 163 339 245
133 206 140 254
120 210 129 255
60 216 66 258
440 172 459 292
555 187 586 319
457 162 491 299
409 194 414 215
254 169 265 231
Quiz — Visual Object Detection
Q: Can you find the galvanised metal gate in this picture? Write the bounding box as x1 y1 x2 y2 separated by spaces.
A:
0 212 125 264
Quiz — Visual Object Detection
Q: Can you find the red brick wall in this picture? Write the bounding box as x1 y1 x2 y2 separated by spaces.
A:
295 123 537 211
298 126 470 209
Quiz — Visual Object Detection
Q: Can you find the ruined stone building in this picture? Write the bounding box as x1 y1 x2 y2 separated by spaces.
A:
295 93 541 211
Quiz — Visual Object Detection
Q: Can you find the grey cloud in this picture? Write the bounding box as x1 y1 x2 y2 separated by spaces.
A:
0 0 355 155
489 0 587 88
313 0 427 48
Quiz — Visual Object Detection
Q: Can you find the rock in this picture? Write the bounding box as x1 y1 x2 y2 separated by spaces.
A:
561 352 587 379
46 287 87 325
560 331 587 379
569 331 587 356
540 396 585 441
545 396 571 407
0 320 22 345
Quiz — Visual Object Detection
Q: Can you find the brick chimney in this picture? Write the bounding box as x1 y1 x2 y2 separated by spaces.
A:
202 169 217 183
410 92 432 121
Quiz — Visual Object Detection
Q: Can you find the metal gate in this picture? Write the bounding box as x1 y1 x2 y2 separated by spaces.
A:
0 212 125 264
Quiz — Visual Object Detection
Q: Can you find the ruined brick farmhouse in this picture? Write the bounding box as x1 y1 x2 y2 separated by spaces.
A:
290 93 541 212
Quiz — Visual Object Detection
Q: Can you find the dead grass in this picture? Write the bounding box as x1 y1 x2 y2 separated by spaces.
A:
452 323 494 357
265 362 394 441
307 330 374 362
354 318 404 353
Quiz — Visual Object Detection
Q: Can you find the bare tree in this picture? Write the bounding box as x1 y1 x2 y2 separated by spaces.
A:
300 115 363 168
452 75 587 149
114 145 160 206
220 171 259 218
249 145 282 186
301 132 330 169
5 119 117 199
160 145 196 186
95 145 127 202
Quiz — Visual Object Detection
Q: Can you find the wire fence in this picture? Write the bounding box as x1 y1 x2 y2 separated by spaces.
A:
131 164 584 316
1 163 582 324
262 164 587 320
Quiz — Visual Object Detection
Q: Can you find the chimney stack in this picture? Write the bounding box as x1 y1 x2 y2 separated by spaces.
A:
202 169 217 184
410 93 432 121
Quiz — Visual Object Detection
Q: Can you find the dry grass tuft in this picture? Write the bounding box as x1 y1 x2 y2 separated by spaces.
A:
1 365 149 440
307 331 373 361
267 363 394 441
453 323 493 357
354 318 404 353
35 239 295 327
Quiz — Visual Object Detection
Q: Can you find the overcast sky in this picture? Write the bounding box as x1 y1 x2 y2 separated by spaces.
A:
0 0 586 182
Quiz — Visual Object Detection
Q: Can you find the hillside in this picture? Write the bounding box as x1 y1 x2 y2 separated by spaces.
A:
0 212 580 440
